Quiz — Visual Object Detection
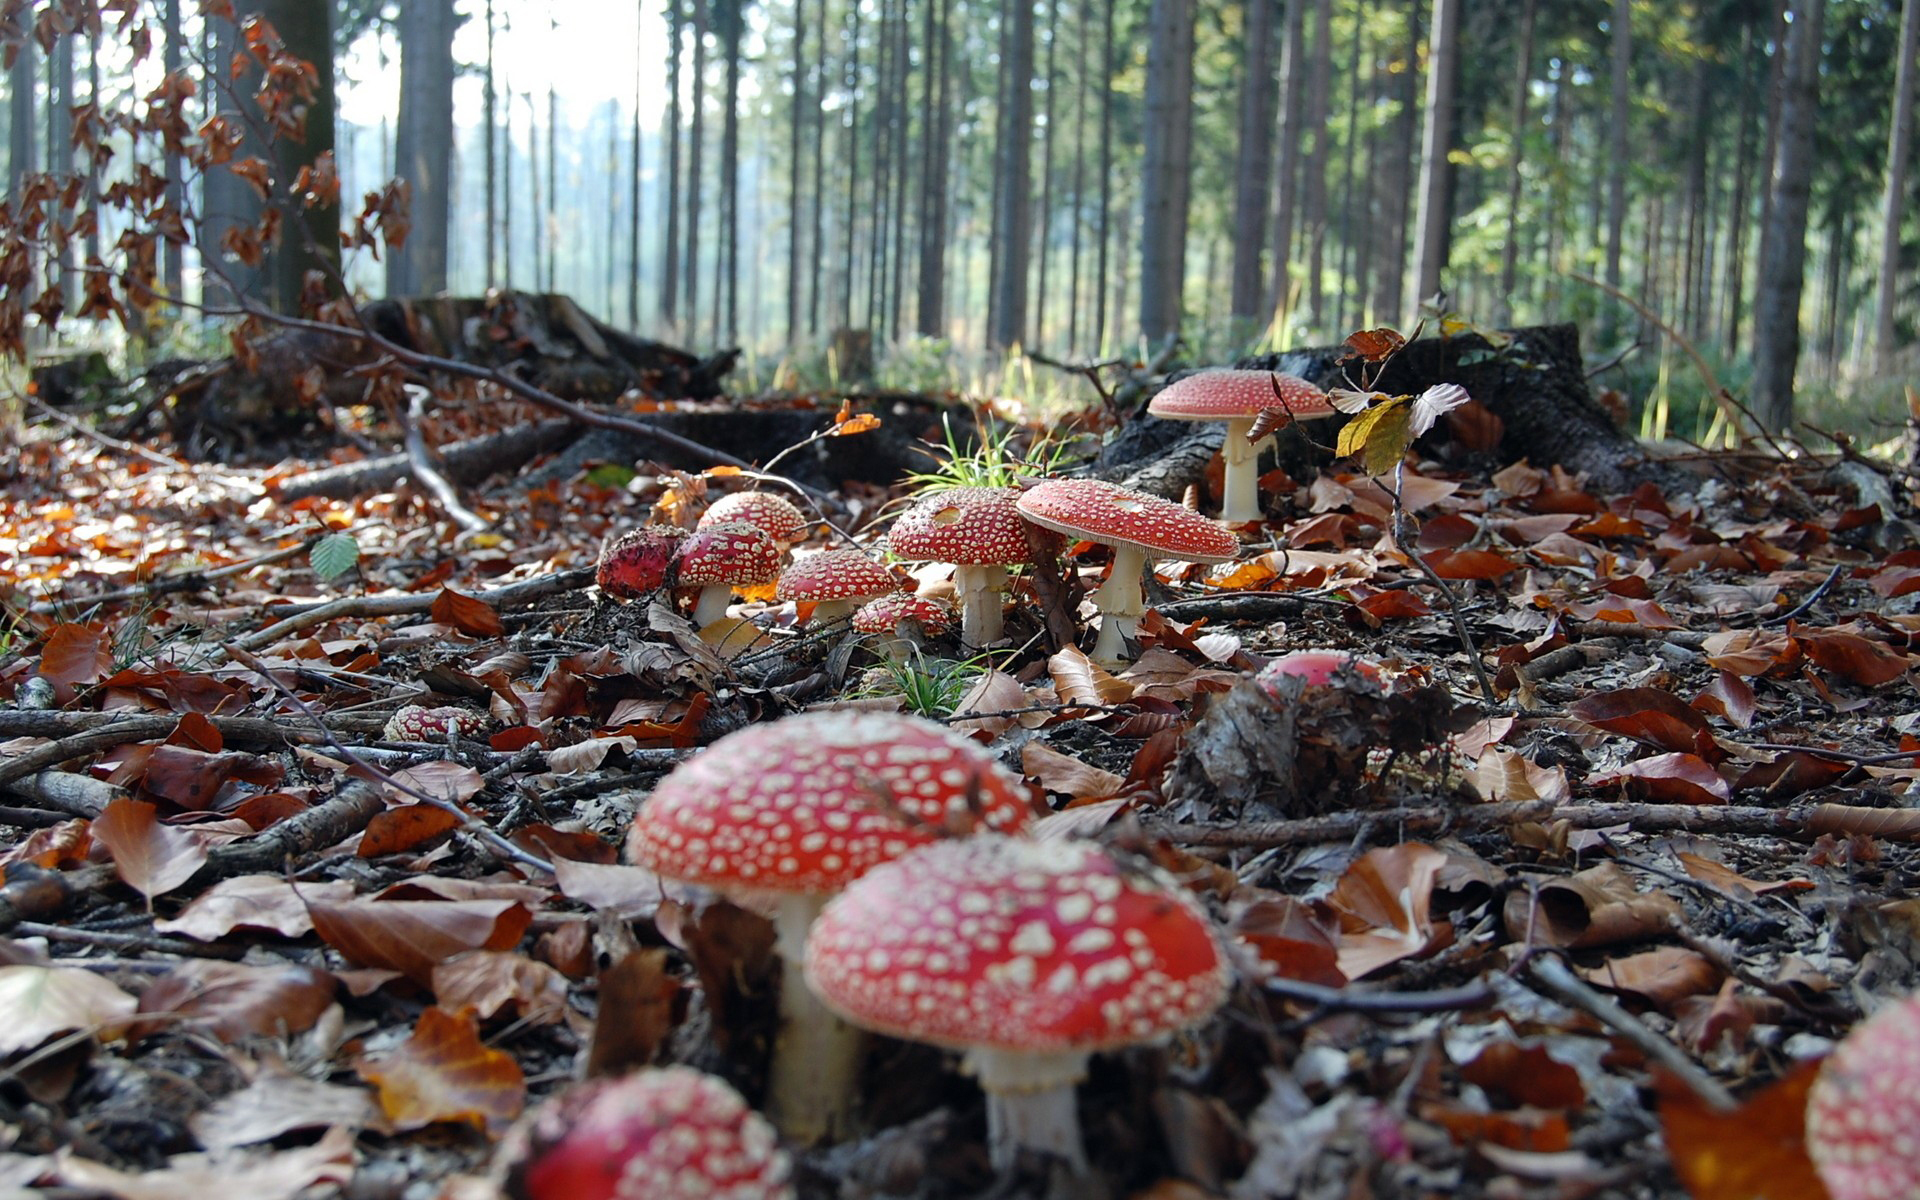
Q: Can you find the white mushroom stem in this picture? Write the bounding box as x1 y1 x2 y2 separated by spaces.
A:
952 563 1008 647
1218 415 1274 524
691 584 735 627
963 1046 1093 1174
810 597 862 625
767 894 864 1146
1087 542 1151 667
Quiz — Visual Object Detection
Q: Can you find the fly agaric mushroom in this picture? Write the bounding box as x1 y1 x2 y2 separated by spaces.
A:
699 490 810 549
1016 478 1238 667
1147 370 1336 523
1806 993 1920 1200
888 486 1028 647
597 525 687 600
776 548 906 625
850 591 954 663
804 834 1231 1174
500 1067 794 1200
625 711 1033 1144
673 521 782 628
1253 649 1385 700
383 705 487 742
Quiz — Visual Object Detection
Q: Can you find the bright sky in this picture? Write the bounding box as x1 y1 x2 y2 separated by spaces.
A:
337 0 673 134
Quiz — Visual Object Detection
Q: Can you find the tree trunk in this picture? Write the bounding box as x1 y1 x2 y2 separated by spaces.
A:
1033 0 1059 345
1332 10 1363 332
1722 22 1759 349
1066 0 1088 351
1268 0 1306 326
1093 0 1115 352
840 0 860 330
388 0 456 297
1875 0 1918 372
1370 1 1416 327
1405 0 1457 324
1137 0 1194 343
1602 0 1630 337
1299 0 1332 325
544 40 557 295
1750 0 1825 432
809 0 830 335
888 0 913 338
789 0 808 343
718 0 743 341
916 0 951 336
484 0 499 289
662 0 683 329
629 4 644 329
1496 0 1535 326
988 0 1035 347
1229 0 1277 331
685 0 708 338
1751 0 1789 355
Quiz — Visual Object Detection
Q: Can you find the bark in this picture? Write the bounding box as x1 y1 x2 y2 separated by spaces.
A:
1033 0 1059 343
1137 0 1194 343
1093 0 1115 352
1269 0 1307 323
1751 0 1789 355
1066 0 1088 350
1405 0 1458 323
809 0 829 334
161 0 183 298
840 0 860 330
718 0 743 341
1602 0 1630 325
1332 11 1363 332
987 0 1036 347
662 0 683 328
1875 0 1918 372
916 0 950 336
1496 0 1536 325
277 421 581 501
789 0 808 343
629 6 644 329
1722 23 1759 348
484 0 498 288
1751 0 1825 432
388 0 456 297
1300 0 1332 324
888 0 913 338
8 33 33 197
1229 0 1278 329
685 0 709 336
1370 2 1417 327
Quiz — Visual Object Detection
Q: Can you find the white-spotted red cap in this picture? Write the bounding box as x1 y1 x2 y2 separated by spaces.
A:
699 492 809 545
626 712 1032 895
1253 650 1384 700
776 548 907 604
673 521 781 589
504 1067 793 1200
384 705 487 742
1017 479 1238 564
1806 994 1920 1200
1147 370 1335 424
889 487 1030 567
597 525 687 599
851 592 954 636
805 834 1230 1054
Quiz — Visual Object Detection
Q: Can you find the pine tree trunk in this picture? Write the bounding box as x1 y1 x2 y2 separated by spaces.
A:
809 0 829 335
1496 0 1535 325
389 0 456 297
484 0 498 289
1750 0 1825 432
789 0 808 343
987 0 1036 347
662 0 683 328
1093 0 1115 352
1875 0 1918 371
1332 10 1362 333
1137 0 1194 343
1752 0 1789 355
1067 0 1088 351
840 0 860 330
1033 0 1059 345
916 0 950 335
1722 23 1759 348
1405 0 1457 324
1602 0 1630 336
1229 0 1277 331
160 0 183 299
1299 0 1331 325
1268 0 1306 325
719 0 742 340
685 0 709 338
629 4 644 328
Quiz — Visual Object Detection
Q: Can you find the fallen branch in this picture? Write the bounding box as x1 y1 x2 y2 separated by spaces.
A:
233 566 594 652
273 419 578 502
403 385 491 533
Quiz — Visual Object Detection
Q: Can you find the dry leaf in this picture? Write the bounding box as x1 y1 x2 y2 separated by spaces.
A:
189 1069 380 1151
358 1006 526 1137
1021 742 1124 801
50 1125 357 1200
154 876 354 940
1327 843 1454 979
1501 862 1682 949
1659 1060 1827 1200
306 896 532 987
131 961 337 1042
0 965 137 1052
430 951 569 1025
431 587 506 637
90 797 208 904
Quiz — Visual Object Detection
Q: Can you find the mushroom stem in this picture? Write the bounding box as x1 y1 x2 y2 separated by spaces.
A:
952 563 1008 647
964 1046 1092 1173
1088 543 1150 666
691 584 734 627
810 597 860 625
1219 416 1269 524
767 895 864 1145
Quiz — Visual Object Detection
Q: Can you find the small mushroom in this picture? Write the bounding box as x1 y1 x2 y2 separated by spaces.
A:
850 592 954 663
383 705 487 742
499 1067 794 1200
673 520 781 628
1147 369 1335 522
805 834 1231 1174
1806 993 1920 1200
776 548 906 625
1252 649 1385 699
1016 478 1238 666
699 490 810 550
596 525 687 600
888 486 1028 647
625 711 1034 1145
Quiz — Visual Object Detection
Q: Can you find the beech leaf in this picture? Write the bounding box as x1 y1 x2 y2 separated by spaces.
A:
92 796 209 904
358 1006 526 1137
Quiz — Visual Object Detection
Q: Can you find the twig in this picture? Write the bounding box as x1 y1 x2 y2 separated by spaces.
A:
1388 463 1497 709
232 566 593 652
402 384 491 534
1762 563 1844 626
26 535 325 616
0 712 372 791
1262 975 1498 1014
1526 954 1737 1113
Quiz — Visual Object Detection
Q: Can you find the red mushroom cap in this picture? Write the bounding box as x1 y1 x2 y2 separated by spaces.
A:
1016 479 1238 564
1253 650 1384 699
889 487 1030 567
502 1067 793 1200
1807 994 1920 1200
699 491 810 545
597 525 688 599
625 711 1032 896
776 548 907 605
805 834 1230 1055
673 521 781 589
851 592 954 636
383 705 487 742
1147 369 1335 424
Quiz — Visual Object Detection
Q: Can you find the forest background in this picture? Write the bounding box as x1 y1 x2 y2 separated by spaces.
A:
2 0 1915 443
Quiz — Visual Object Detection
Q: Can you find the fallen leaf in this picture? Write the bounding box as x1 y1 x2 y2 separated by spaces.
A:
1500 862 1682 949
189 1069 381 1151
1659 1060 1826 1200
1588 753 1732 805
50 1125 357 1200
91 797 209 903
1570 687 1723 762
1579 946 1722 1008
431 587 506 637
306 896 532 987
1048 645 1135 707
154 876 353 940
358 1006 525 1137
1021 742 1124 801
0 965 137 1053
1327 843 1454 979
359 803 463 857
35 624 114 703
1456 1041 1587 1110
430 951 569 1025
131 960 336 1042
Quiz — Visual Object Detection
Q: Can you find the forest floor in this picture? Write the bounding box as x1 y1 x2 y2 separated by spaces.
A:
0 366 1917 1200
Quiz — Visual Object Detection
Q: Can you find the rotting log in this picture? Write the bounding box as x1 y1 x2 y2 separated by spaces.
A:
275 418 579 500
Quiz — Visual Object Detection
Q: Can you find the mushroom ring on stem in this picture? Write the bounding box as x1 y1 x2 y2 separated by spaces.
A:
1146 369 1335 523
625 711 1034 1145
887 486 1028 647
1016 478 1238 666
805 834 1231 1174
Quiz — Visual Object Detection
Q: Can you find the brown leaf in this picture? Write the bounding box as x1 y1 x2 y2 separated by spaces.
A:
35 624 114 702
1588 752 1732 805
1501 862 1682 949
1796 629 1912 687
0 965 137 1053
0 819 92 870
1659 1060 1828 1200
387 760 485 804
1230 894 1345 987
1570 687 1723 762
189 1068 381 1151
1048 645 1135 707
1327 843 1454 979
155 875 353 940
551 858 670 919
1422 548 1518 581
358 1006 525 1137
1343 327 1406 361
1676 852 1815 900
584 946 680 1077
131 961 336 1041
91 797 208 903
50 1125 357 1200
140 744 285 811
1021 742 1125 801
1692 672 1757 728
1579 946 1722 1008
430 587 506 638
306 896 532 987
1457 1041 1587 1110
1471 748 1573 804
430 951 569 1025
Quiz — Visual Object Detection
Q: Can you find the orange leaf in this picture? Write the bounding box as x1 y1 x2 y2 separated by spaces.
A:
1795 629 1912 687
430 587 506 637
35 624 114 702
358 1006 525 1136
92 797 209 903
306 896 532 986
1422 549 1517 581
1457 1042 1586 1110
1659 1061 1828 1200
359 804 463 858
430 951 569 1025
1327 844 1453 979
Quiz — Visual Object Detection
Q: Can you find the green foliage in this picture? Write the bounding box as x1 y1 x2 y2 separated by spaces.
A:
310 532 362 581
859 650 990 719
902 410 1083 493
